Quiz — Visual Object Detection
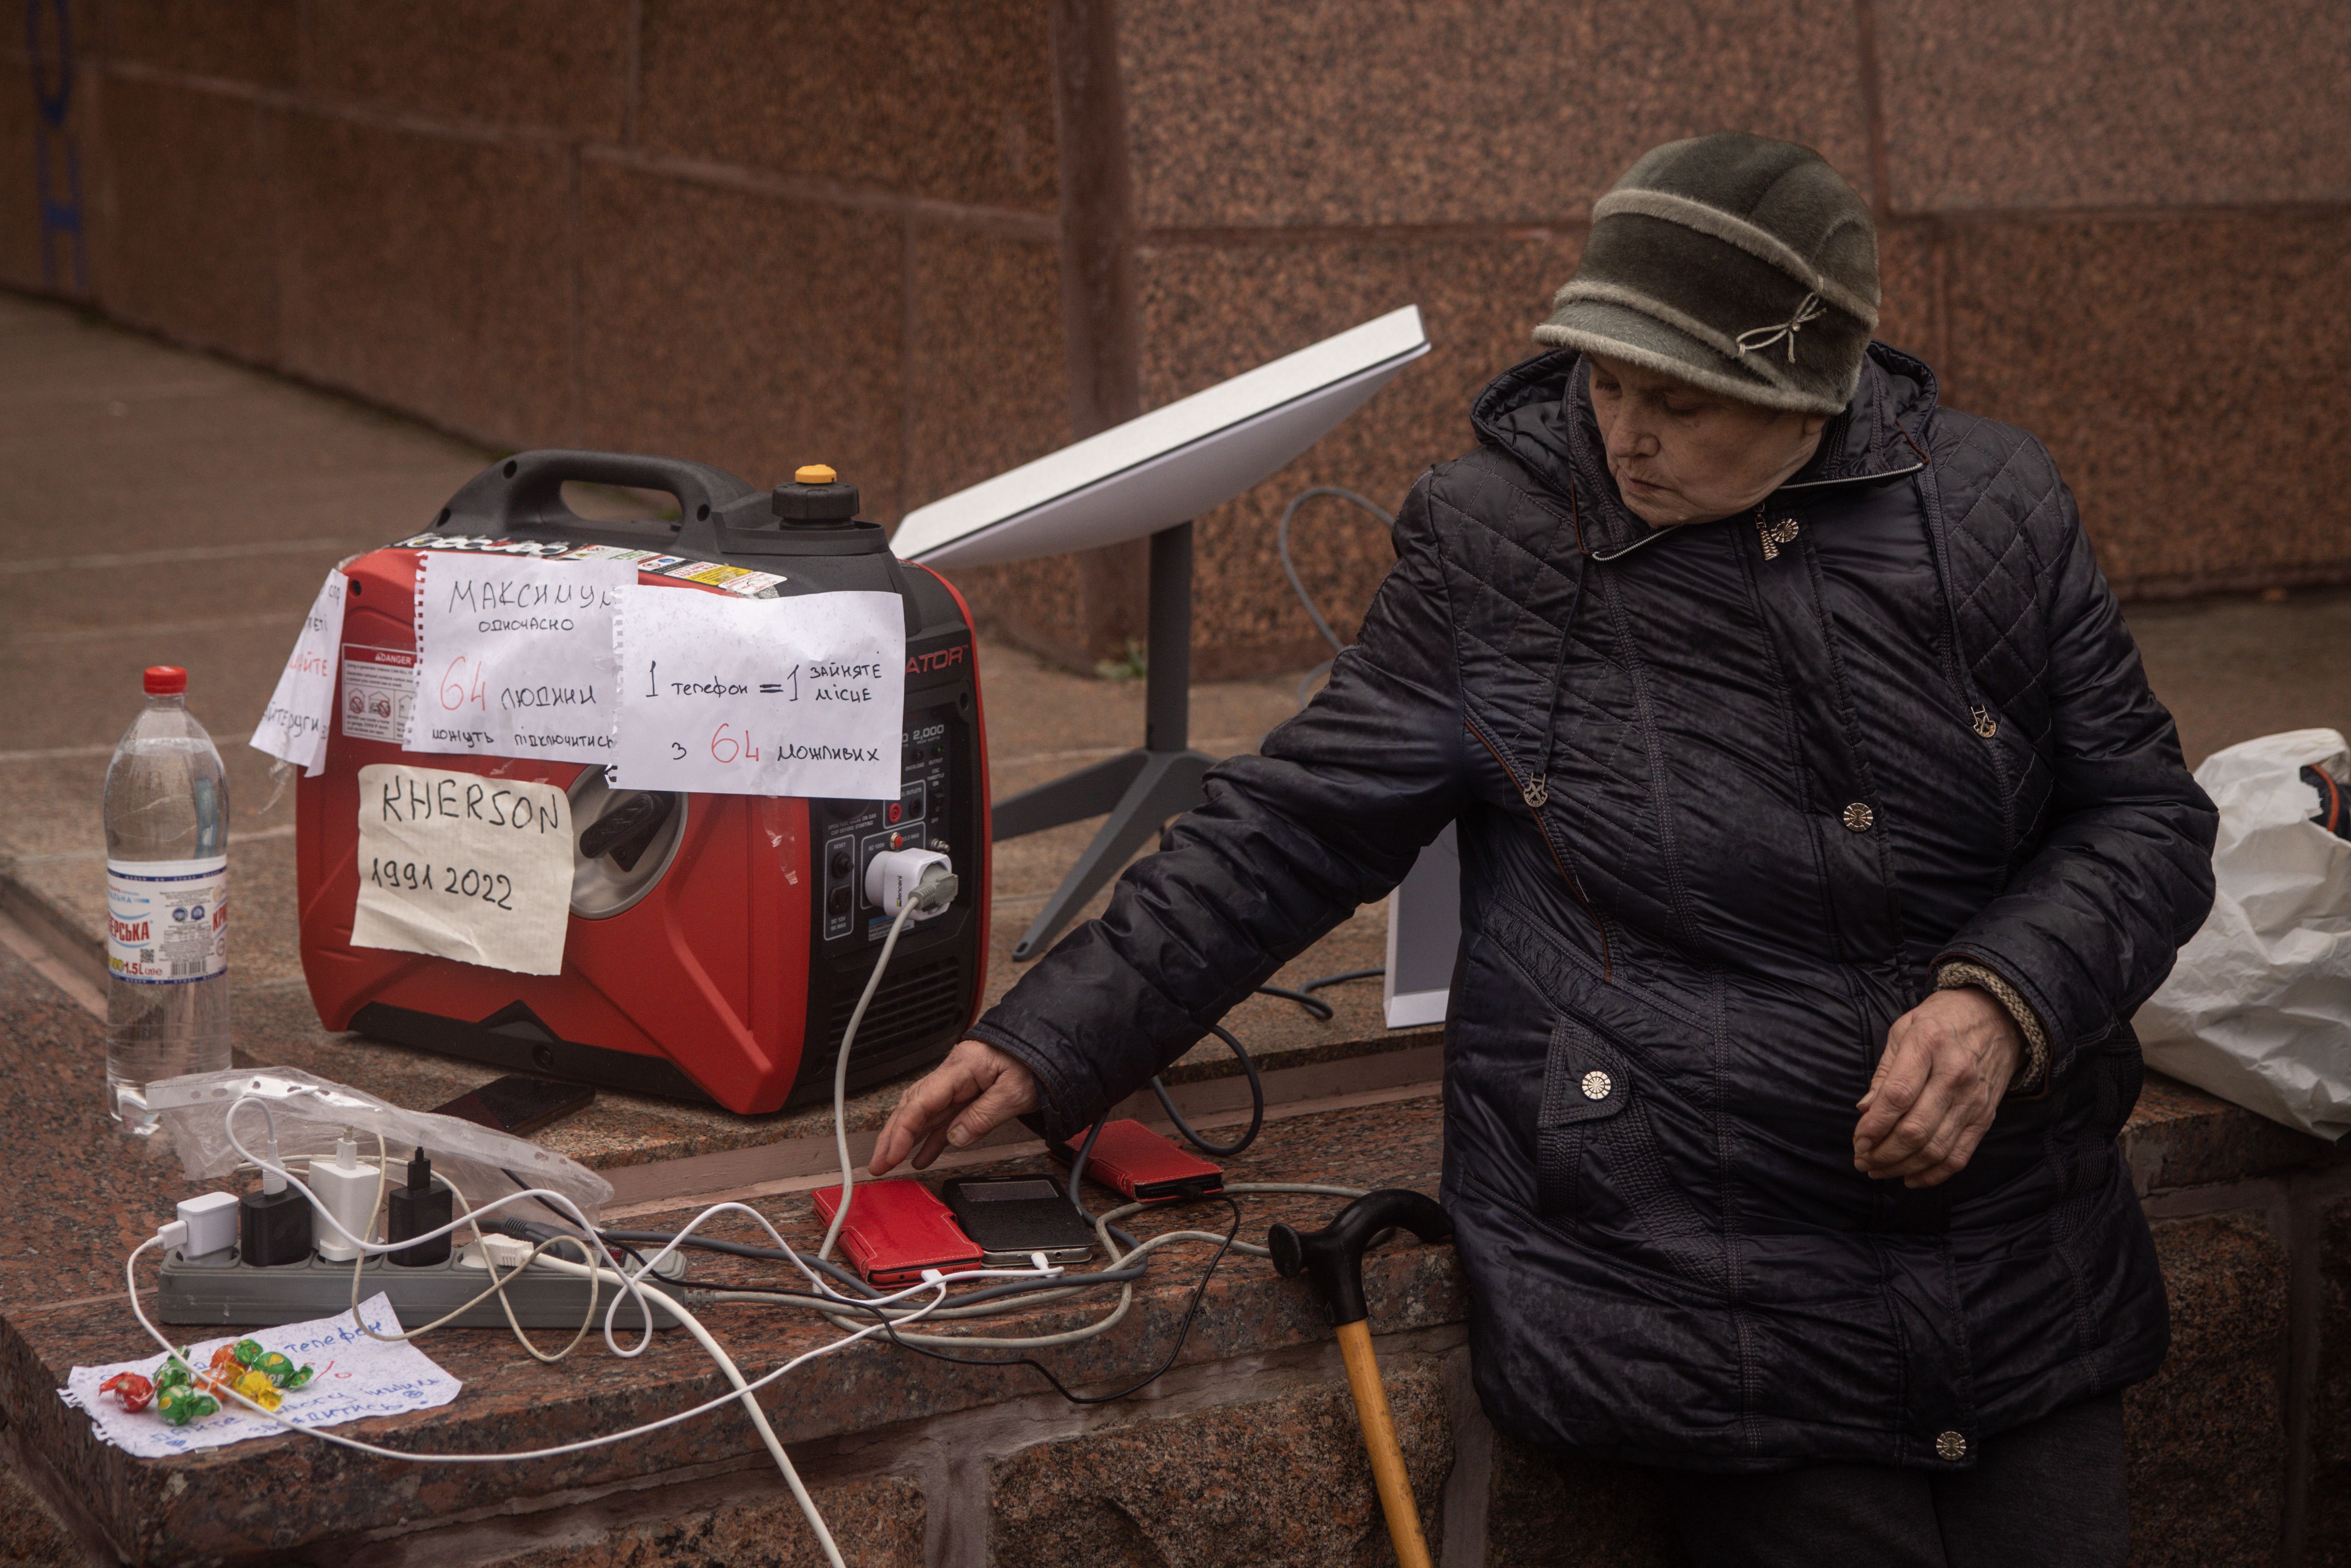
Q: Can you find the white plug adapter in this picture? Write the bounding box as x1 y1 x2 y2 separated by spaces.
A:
457 1234 536 1271
176 1191 239 1259
309 1132 381 1262
866 847 953 921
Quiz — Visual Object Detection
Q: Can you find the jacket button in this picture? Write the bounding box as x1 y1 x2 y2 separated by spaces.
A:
1935 1430 1967 1461
1580 1070 1612 1101
1842 802 1874 832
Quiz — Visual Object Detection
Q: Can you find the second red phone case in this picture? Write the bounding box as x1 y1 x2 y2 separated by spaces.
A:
1051 1119 1226 1203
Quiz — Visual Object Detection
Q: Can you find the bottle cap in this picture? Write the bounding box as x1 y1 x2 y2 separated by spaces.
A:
144 666 187 695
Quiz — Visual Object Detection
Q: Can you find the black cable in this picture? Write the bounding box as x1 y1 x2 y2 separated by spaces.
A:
1254 967 1385 1019
598 1229 873 1292
596 1227 1149 1306
1063 1117 1109 1221
844 1195 1244 1406
1148 1024 1264 1159
1251 983 1333 1021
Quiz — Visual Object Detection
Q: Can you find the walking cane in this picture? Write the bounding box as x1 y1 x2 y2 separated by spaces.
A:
1268 1189 1454 1568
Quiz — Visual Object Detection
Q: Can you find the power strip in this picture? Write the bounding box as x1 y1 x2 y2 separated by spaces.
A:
156 1243 686 1330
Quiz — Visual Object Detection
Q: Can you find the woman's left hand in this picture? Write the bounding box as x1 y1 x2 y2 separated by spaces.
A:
1852 987 2023 1188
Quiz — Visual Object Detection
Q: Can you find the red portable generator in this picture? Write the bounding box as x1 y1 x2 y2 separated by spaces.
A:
295 451 990 1114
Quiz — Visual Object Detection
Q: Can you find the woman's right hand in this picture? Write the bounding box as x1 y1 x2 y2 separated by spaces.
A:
868 1039 1041 1175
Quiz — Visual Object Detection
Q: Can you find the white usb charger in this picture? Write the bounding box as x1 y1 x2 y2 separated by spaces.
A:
308 1132 381 1262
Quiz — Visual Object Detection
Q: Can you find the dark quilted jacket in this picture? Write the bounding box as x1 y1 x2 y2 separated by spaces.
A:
971 343 2219 1471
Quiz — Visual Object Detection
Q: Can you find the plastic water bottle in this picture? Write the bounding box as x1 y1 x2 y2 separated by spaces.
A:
102 665 232 1132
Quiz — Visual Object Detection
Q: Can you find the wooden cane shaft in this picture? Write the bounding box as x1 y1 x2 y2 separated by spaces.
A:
1336 1319 1433 1568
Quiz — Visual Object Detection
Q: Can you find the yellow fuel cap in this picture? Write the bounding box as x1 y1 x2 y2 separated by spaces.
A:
794 464 837 484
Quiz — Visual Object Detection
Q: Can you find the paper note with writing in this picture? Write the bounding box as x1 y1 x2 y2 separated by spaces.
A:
613 586 904 800
60 1292 460 1459
250 570 347 775
349 763 575 975
405 554 630 765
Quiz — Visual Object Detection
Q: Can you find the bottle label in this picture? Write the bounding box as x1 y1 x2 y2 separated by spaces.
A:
106 857 228 984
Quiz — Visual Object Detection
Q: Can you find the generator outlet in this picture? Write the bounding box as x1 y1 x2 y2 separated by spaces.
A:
867 848 953 921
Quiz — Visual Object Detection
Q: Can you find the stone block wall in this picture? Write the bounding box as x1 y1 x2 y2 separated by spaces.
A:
6 2 2349 673
5 1171 2349 1567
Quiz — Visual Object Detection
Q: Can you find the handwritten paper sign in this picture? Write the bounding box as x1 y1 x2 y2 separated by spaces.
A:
250 570 347 775
405 555 630 765
61 1292 460 1459
613 586 904 800
348 763 575 975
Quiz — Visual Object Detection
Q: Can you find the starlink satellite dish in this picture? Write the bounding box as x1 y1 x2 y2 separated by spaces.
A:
893 305 1429 570
895 305 1431 961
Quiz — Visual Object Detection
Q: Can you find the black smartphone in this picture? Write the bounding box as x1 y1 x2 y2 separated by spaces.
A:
431 1075 596 1137
940 1174 1098 1266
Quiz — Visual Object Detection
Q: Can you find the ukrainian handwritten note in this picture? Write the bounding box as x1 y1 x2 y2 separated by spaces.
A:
250 570 347 776
405 555 630 765
613 586 904 800
348 764 575 975
61 1293 460 1459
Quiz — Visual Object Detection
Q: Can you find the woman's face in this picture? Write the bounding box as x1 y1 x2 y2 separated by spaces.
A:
1587 354 1830 528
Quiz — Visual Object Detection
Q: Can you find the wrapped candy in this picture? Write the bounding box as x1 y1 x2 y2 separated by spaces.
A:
131 1341 309 1423
99 1372 154 1413
155 1383 218 1426
231 1368 283 1413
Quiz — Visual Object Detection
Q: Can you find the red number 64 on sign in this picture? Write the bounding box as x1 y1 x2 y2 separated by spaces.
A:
438 655 488 713
709 723 762 764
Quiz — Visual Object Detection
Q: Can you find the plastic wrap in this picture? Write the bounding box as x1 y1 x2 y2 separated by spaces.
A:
145 1067 613 1226
2137 729 2351 1141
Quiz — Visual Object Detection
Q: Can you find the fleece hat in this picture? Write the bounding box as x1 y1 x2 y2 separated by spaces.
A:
1534 132 1879 414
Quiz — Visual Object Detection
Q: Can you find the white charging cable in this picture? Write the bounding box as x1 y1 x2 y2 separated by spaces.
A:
128 1167 1055 1568
115 850 1025 1564
819 856 957 1265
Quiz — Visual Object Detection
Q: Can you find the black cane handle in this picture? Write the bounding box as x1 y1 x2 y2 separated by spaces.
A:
1267 1188 1452 1328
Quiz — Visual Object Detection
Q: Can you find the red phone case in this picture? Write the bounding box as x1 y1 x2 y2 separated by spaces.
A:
1053 1119 1225 1202
810 1179 983 1285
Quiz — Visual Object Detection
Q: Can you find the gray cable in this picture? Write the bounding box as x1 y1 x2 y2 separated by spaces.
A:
1278 485 1395 708
698 1183 1373 1351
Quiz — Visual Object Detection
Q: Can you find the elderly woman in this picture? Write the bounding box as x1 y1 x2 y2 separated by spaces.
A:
874 132 2216 1565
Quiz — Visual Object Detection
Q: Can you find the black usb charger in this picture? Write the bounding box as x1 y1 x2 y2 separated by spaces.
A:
386 1154 453 1266
238 1176 313 1267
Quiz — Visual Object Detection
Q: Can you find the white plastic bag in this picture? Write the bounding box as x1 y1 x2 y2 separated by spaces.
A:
2136 729 2351 1140
144 1067 613 1224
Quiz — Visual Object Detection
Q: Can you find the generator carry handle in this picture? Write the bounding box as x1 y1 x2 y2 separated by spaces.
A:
436 449 763 544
